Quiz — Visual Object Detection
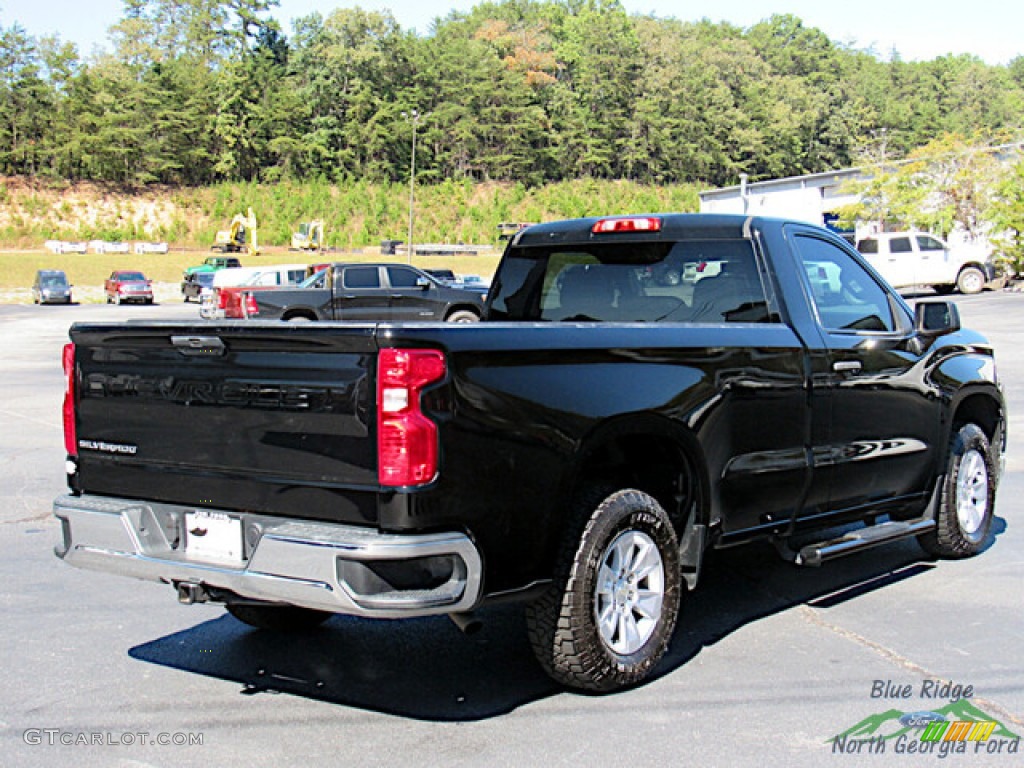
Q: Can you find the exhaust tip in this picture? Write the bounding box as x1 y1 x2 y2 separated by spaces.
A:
449 612 482 636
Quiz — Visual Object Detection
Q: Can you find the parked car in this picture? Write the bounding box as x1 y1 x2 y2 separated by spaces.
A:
425 268 457 285
199 267 272 318
216 264 310 318
183 255 242 278
454 274 490 298
181 271 215 303
104 270 154 305
242 262 486 322
855 231 999 295
32 269 72 304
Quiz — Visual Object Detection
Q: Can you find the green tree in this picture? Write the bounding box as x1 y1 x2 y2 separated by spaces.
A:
553 0 640 179
985 157 1024 272
0 25 55 175
839 134 1005 237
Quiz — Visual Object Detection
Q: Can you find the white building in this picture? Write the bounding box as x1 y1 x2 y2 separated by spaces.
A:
699 142 1023 251
699 169 861 236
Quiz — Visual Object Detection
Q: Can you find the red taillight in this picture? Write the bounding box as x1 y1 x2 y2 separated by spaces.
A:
62 343 77 457
244 292 259 317
216 288 227 309
377 348 446 487
591 216 662 234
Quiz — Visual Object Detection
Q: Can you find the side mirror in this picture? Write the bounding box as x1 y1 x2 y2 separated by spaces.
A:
416 277 431 290
915 300 960 337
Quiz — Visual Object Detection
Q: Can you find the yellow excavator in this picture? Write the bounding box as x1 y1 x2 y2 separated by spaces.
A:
213 207 260 255
290 219 326 251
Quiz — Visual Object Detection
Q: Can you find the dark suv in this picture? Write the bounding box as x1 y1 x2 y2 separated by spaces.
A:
245 262 486 322
32 270 72 304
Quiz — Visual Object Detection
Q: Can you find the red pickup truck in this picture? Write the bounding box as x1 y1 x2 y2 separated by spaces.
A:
214 264 309 318
104 270 153 305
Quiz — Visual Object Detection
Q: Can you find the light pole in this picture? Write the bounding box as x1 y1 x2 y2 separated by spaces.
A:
401 109 422 264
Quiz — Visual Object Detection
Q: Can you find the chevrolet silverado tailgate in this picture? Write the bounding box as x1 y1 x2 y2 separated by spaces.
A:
68 322 380 525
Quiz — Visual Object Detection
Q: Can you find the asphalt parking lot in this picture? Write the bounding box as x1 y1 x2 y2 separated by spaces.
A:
0 293 1021 767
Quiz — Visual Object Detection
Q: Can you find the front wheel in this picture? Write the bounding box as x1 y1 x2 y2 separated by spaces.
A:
226 603 333 631
446 309 480 323
957 267 985 295
525 488 681 692
919 423 995 558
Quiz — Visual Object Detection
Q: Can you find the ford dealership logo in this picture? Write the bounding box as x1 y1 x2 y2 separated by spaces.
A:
899 711 947 729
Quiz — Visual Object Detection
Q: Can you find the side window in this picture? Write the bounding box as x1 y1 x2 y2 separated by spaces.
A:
856 239 878 255
386 267 423 289
794 235 896 333
917 235 944 252
343 266 380 289
890 237 913 254
252 273 279 286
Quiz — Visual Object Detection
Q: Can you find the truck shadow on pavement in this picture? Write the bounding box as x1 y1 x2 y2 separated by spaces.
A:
129 516 1006 721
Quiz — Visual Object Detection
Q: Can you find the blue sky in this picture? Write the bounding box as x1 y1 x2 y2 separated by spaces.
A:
2 0 1022 65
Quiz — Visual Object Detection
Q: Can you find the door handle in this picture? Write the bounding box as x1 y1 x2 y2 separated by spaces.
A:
833 360 862 374
171 335 226 357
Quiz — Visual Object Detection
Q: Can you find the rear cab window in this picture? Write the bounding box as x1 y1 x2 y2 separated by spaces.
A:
488 239 778 324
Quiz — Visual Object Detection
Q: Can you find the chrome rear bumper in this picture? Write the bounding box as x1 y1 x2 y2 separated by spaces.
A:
54 494 483 619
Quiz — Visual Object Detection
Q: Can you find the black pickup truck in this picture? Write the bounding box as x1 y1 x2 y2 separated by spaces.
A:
242 261 485 322
55 214 1005 691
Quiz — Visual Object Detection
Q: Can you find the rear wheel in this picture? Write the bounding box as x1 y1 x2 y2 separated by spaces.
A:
226 603 332 631
446 309 480 323
956 267 985 295
919 423 995 558
525 488 681 692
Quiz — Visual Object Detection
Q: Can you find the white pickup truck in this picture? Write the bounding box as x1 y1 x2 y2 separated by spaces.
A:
855 231 1000 295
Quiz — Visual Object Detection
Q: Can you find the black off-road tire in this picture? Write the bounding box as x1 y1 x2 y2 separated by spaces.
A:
525 488 681 692
918 423 995 558
226 603 333 631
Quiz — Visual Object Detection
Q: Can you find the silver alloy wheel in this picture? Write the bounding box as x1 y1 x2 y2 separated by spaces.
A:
956 448 989 539
594 530 665 655
958 268 984 294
